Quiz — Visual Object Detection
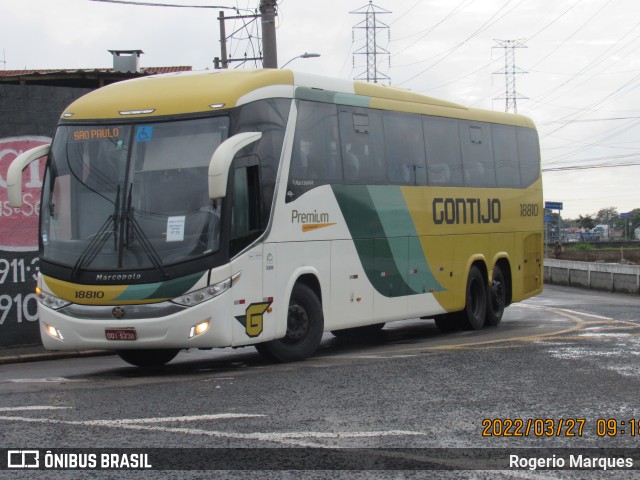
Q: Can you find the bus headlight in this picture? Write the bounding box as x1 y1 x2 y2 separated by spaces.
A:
173 272 240 307
36 287 71 310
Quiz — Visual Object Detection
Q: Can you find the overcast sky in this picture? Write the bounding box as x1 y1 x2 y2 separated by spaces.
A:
2 0 639 219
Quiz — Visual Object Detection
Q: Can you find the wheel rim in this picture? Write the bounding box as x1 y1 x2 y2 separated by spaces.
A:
283 303 309 345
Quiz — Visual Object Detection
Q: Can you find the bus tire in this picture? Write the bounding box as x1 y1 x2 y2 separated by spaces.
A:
116 349 179 367
486 265 506 326
456 265 487 330
255 283 324 362
331 323 385 339
434 314 458 332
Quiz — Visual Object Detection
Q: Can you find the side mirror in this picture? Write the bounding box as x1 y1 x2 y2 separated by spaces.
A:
7 144 51 207
208 132 262 200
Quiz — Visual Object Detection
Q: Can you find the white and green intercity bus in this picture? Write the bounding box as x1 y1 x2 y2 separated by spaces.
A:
8 69 543 367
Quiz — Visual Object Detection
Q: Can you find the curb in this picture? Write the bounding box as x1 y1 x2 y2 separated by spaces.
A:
0 349 114 365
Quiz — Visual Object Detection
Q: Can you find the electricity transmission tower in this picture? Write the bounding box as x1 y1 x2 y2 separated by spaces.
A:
492 39 528 113
351 1 391 84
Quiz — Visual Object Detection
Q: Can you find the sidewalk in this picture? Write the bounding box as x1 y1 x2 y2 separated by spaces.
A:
0 344 113 365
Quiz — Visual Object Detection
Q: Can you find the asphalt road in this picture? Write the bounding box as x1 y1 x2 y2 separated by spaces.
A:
1 284 640 479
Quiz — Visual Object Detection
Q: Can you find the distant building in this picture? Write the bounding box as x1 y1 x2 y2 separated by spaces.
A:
594 224 610 239
0 51 192 348
0 50 191 88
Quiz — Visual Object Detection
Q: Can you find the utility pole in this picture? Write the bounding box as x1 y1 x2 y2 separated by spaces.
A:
492 39 528 113
213 0 278 69
260 0 278 68
218 11 229 69
351 1 391 84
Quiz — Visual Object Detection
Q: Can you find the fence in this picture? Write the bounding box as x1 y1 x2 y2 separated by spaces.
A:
544 259 640 295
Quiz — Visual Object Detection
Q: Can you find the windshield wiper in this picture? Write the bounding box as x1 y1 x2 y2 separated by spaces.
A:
70 185 120 279
123 189 168 278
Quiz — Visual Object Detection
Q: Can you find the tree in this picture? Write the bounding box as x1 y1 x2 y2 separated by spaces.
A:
595 207 619 239
577 214 595 230
595 206 618 225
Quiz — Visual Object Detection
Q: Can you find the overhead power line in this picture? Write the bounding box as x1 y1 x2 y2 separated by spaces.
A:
396 0 526 87
89 0 244 9
543 161 640 172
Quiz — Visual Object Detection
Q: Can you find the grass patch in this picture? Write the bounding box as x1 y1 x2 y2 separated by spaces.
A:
572 243 594 251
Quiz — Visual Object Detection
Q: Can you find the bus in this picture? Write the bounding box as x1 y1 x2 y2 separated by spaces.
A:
8 69 543 367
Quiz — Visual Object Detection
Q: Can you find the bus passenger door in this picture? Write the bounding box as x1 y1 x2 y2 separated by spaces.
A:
229 157 268 346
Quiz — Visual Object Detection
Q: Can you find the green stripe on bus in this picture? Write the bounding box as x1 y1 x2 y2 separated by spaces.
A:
332 184 438 297
114 272 204 301
295 87 370 108
367 186 444 294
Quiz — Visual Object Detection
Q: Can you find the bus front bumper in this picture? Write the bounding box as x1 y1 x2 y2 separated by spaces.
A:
38 299 234 351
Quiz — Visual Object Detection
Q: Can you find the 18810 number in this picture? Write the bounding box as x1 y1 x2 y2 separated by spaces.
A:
520 203 539 217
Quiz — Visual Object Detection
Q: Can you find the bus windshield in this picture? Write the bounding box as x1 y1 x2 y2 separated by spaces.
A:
40 116 230 275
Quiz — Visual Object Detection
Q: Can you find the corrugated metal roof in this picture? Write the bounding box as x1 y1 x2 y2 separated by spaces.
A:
0 66 192 77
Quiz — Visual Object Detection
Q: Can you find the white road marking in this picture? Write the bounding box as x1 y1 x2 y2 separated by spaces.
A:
86 413 265 425
343 355 417 359
554 308 613 321
0 415 425 448
8 377 86 383
519 304 613 321
0 406 71 412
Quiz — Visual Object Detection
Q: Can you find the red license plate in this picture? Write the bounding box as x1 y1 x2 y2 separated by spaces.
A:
105 328 137 341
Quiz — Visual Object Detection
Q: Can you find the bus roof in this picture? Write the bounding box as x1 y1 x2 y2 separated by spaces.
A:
60 69 535 128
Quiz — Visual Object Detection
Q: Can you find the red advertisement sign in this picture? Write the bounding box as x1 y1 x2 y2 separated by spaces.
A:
0 136 50 251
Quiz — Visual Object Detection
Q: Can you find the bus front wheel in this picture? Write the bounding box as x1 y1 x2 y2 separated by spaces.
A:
255 283 324 362
116 349 180 367
456 266 487 330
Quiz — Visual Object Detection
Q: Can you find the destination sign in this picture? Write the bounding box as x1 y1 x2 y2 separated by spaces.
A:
73 127 121 141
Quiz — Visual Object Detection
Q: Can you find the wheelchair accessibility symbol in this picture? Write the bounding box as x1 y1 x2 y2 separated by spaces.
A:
135 126 153 142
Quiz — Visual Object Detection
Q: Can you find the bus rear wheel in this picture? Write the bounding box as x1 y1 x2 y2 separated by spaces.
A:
116 349 180 367
255 283 324 362
486 265 506 326
456 266 487 330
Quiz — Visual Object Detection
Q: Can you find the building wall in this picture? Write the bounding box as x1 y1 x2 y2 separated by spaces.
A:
0 85 91 347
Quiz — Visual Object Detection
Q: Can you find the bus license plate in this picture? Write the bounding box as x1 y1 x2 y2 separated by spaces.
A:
105 328 137 341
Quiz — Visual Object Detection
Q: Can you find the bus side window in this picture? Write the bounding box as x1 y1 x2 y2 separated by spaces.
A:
460 121 496 187
517 127 541 187
233 98 290 219
230 162 262 256
383 111 427 186
424 116 464 186
339 108 387 185
492 124 521 188
287 100 343 201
